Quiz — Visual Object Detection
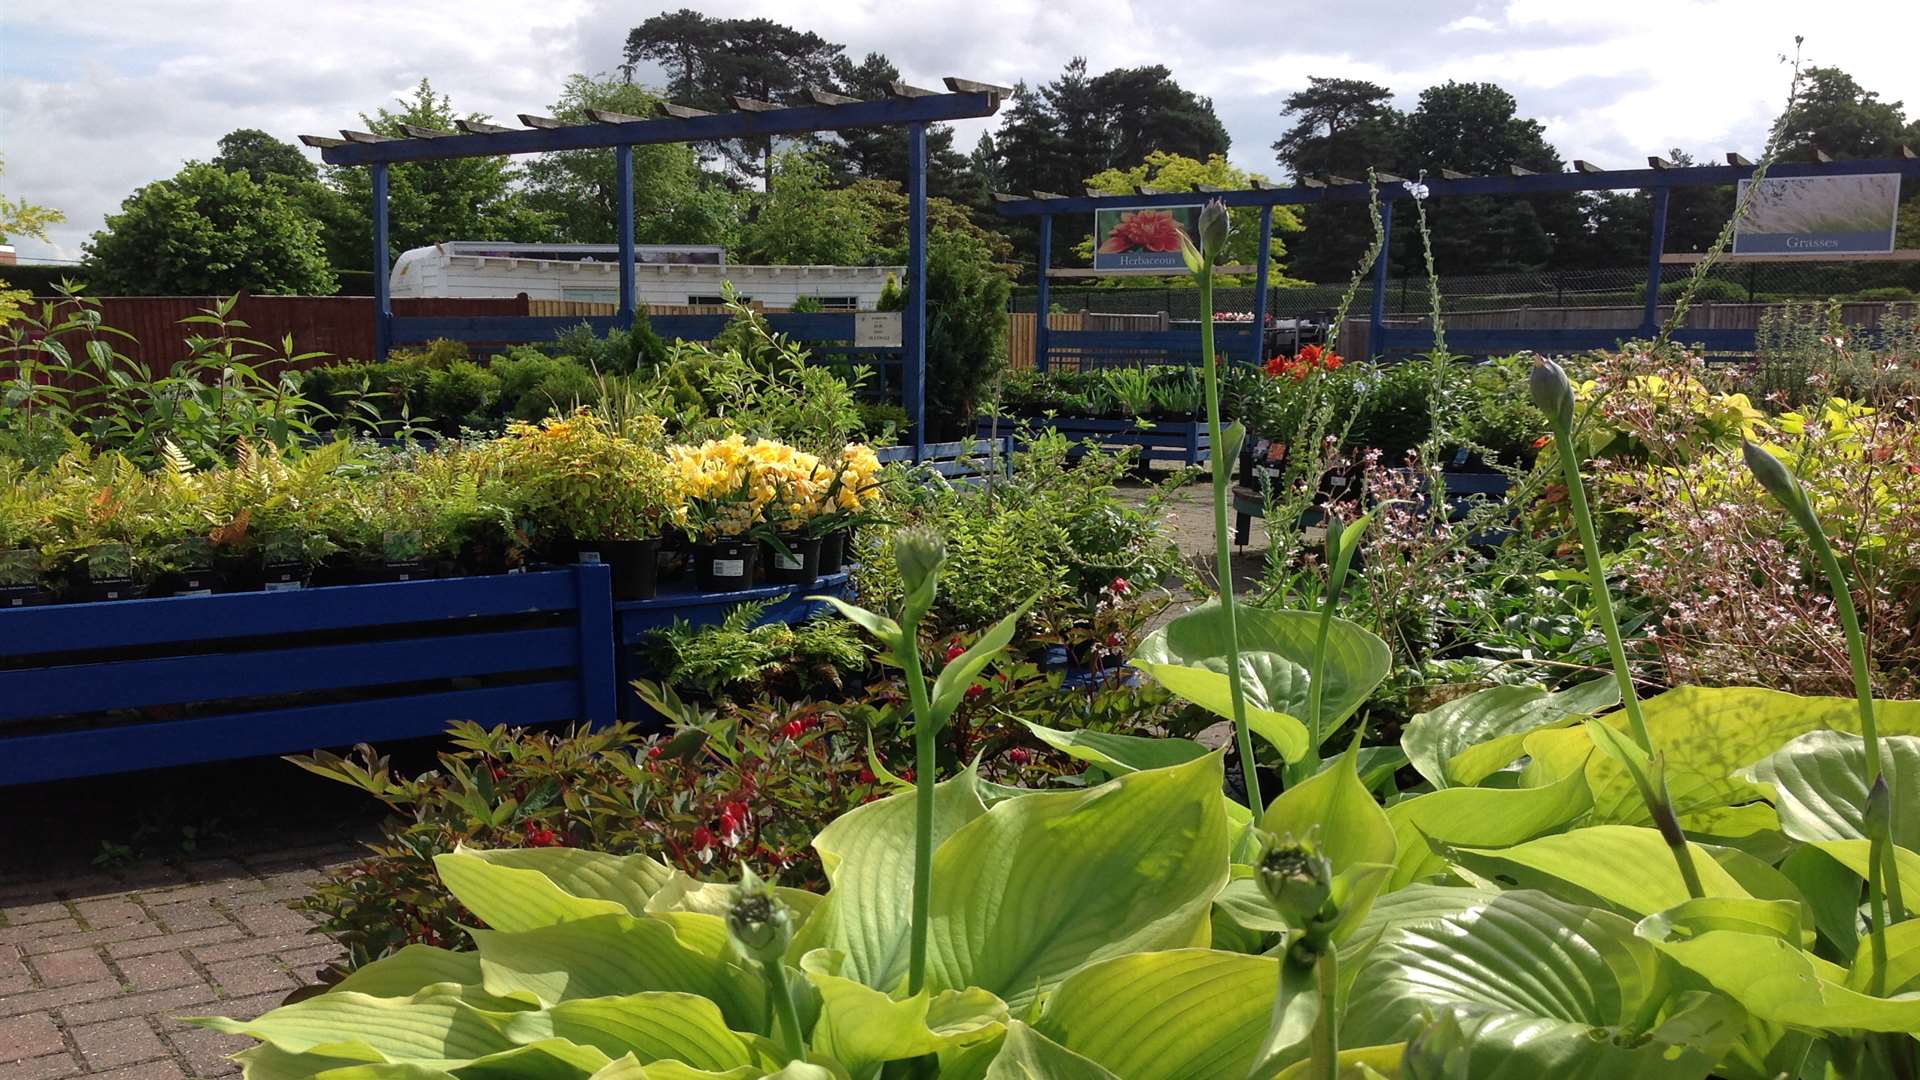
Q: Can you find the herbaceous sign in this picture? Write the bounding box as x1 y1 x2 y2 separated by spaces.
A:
1733 173 1901 255
1093 205 1202 272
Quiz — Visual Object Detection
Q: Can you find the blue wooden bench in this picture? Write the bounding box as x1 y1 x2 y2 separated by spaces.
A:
1042 326 1260 369
0 566 616 785
975 417 1210 467
877 437 1014 484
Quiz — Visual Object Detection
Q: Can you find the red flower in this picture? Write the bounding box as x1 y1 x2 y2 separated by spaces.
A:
690 825 715 851
1109 576 1130 596
900 769 915 782
1098 209 1186 254
965 684 987 702
1007 748 1032 765
945 641 966 662
781 719 808 739
646 745 663 759
857 767 876 784
1532 435 1550 449
489 765 508 781
521 821 562 848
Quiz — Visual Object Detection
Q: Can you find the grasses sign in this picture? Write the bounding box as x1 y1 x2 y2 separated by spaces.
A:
1733 173 1901 255
1094 205 1201 272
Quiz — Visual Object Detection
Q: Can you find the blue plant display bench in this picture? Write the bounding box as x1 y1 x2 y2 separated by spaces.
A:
976 417 1210 467
0 562 873 785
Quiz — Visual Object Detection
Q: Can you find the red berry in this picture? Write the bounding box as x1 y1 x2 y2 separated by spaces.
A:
1008 747 1032 765
857 767 876 784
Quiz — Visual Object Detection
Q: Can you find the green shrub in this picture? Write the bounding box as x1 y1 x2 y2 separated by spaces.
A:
646 603 870 700
423 361 502 431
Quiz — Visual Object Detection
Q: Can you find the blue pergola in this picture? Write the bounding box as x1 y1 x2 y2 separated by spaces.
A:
992 153 1920 365
303 80 1007 462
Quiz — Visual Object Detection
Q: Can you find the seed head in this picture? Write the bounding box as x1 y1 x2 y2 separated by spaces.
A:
726 867 792 965
1528 358 1575 429
1256 834 1333 927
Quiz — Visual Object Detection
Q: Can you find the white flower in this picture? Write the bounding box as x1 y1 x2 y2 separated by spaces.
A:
1403 180 1430 200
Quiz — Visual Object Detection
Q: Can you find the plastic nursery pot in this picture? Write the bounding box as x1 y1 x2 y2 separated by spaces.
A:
262 562 307 592
655 534 689 581
574 538 660 601
80 579 149 603
763 534 822 587
170 566 227 598
694 537 760 593
817 530 848 575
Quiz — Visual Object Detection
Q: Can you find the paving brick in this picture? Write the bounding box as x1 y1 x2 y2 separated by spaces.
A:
106 928 242 962
0 946 27 980
20 925 158 958
204 957 293 998
84 1063 185 1080
112 952 201 994
134 881 259 908
220 885 312 910
189 934 315 966
71 1018 168 1070
0 980 122 1019
28 950 113 989
0 1053 82 1080
139 904 229 935
57 985 218 1028
0 919 80 946
166 1027 248 1078
102 866 189 893
0 902 71 927
275 943 344 978
0 1013 65 1062
228 906 310 938
72 901 144 932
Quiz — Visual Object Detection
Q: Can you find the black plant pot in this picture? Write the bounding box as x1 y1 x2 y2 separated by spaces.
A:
818 530 848 575
81 579 149 603
694 538 760 593
214 551 264 593
0 584 53 608
575 538 660 601
763 534 822 587
262 562 307 592
655 534 689 581
379 560 431 583
171 567 226 597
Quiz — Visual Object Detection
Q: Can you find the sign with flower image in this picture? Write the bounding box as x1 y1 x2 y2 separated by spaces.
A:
1093 205 1202 272
1732 173 1901 255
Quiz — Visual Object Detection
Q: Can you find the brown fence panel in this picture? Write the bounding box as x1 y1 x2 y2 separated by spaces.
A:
1005 311 1089 371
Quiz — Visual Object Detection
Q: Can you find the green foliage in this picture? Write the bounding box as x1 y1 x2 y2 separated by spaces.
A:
647 604 870 699
422 360 502 431
80 162 335 296
879 235 1011 438
737 152 878 266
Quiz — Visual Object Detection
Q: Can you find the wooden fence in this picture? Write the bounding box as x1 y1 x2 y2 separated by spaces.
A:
1342 300 1920 358
1006 311 1171 370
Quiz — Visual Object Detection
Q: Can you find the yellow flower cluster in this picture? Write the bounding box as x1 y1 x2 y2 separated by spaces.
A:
666 437 886 537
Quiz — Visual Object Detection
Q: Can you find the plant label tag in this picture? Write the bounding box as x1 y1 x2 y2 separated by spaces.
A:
175 588 213 598
576 550 602 564
265 580 303 592
8 598 23 607
711 558 746 578
396 573 413 582
776 553 804 570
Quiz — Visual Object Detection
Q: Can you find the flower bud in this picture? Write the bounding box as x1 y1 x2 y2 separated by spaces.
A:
1864 774 1891 837
1256 834 1332 927
893 526 947 598
727 867 792 965
1198 199 1231 263
1742 439 1807 518
1528 358 1575 430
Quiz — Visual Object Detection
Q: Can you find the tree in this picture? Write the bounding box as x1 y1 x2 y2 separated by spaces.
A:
1 159 65 324
881 232 1011 437
992 59 1231 197
993 81 1070 197
323 79 550 278
213 129 316 184
1776 67 1915 159
846 179 1013 265
1090 65 1231 169
820 53 969 198
520 75 740 247
1081 151 1301 274
622 11 844 185
735 152 877 265
1273 78 1403 281
81 163 334 295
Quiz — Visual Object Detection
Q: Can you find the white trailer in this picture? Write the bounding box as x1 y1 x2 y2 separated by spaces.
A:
389 242 901 310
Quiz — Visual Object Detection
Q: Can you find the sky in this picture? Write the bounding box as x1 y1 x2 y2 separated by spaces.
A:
3 0 1916 263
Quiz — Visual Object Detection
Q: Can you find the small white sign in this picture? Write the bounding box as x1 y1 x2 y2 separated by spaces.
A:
855 312 903 348
575 550 603 564
711 558 747 578
264 580 304 592
775 552 805 571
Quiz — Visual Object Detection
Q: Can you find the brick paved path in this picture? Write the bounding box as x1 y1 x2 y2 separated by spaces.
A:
0 842 360 1079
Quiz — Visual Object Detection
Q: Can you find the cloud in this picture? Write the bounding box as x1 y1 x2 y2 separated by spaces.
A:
2 0 1912 264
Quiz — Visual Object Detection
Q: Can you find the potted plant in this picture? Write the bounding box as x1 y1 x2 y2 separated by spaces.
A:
499 412 681 600
0 547 51 608
167 534 222 596
80 540 153 601
670 434 780 593
808 442 885 576
0 481 55 608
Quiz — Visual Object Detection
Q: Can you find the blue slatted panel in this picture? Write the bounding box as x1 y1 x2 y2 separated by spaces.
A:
1 571 581 657
1376 326 1761 356
1044 327 1259 368
981 419 1209 466
2 683 588 786
0 628 578 721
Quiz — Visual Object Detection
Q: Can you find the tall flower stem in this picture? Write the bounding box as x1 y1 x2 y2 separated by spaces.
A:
899 617 936 996
1308 949 1338 1080
766 962 805 1061
1198 259 1262 813
1536 360 1704 900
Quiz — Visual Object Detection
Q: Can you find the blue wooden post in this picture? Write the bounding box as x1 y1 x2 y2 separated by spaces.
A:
1367 198 1394 359
905 122 928 464
616 145 636 329
1034 214 1053 372
1250 204 1274 365
1643 186 1671 335
371 162 391 360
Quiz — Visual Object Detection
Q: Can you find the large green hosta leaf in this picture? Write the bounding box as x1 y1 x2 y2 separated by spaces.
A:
1736 731 1920 848
982 1022 1120 1080
1131 602 1391 761
1401 676 1619 788
922 754 1230 1008
1520 686 1920 824
800 950 1007 1079
434 848 676 932
473 914 763 1030
789 769 989 993
1029 949 1276 1080
1638 915 1920 1033
1384 766 1592 889
494 993 770 1072
1344 890 1741 1079
1444 825 1760 917
1015 719 1208 774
